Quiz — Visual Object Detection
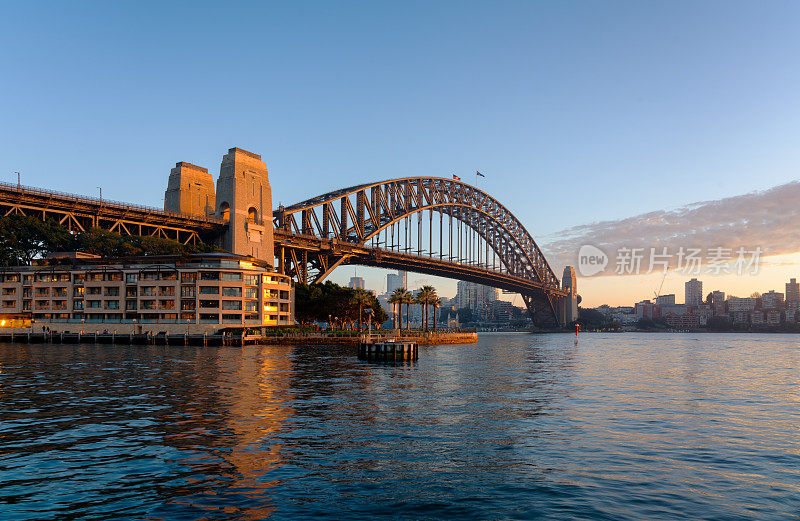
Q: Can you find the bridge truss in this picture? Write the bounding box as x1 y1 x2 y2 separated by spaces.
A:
274 177 568 325
0 181 223 245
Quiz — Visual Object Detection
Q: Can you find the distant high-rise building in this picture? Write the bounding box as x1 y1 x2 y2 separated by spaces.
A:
386 270 407 295
685 278 702 307
349 276 365 290
655 294 676 306
455 281 499 311
761 290 784 310
786 278 800 303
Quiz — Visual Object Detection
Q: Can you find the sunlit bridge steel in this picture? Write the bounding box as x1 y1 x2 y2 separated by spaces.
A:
273 177 570 326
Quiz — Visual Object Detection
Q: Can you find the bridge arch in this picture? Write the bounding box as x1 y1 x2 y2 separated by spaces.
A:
274 177 570 325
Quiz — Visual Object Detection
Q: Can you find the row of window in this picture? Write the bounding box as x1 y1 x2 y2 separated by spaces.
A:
0 271 285 284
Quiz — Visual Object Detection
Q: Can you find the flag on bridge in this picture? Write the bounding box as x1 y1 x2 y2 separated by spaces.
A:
476 171 485 178
453 174 461 181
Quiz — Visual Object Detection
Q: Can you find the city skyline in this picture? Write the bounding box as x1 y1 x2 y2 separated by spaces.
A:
3 3 800 306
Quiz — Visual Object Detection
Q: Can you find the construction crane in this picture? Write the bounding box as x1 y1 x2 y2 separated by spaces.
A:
653 269 668 303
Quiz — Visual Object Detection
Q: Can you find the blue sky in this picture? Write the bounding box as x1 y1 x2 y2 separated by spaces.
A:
2 1 800 300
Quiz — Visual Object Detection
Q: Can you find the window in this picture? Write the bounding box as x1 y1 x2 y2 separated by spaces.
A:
140 300 156 310
221 272 242 282
222 313 241 324
87 287 102 295
159 286 175 296
181 300 196 311
181 286 195 298
245 274 259 285
105 287 119 296
140 287 156 296
125 301 137 310
23 275 33 283
244 287 258 299
247 207 258 223
244 300 258 312
73 273 85 282
73 300 84 310
106 301 119 310
87 273 103 282
141 272 159 281
35 274 52 282
3 300 15 308
22 300 31 311
126 287 137 298
160 300 175 310
181 272 197 283
199 300 219 309
200 272 219 281
199 313 219 323
222 287 242 297
280 291 289 300
4 274 19 282
36 288 50 296
126 273 138 284
262 275 272 283
53 287 67 297
199 286 219 295
73 287 84 297
106 273 122 281
245 313 259 321
87 300 102 309
160 272 177 280
2 288 16 295
219 202 230 222
222 300 242 310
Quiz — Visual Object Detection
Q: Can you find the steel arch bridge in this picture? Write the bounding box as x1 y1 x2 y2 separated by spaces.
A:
273 177 570 326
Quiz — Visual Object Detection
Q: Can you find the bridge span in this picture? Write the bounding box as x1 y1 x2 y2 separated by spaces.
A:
2 148 577 326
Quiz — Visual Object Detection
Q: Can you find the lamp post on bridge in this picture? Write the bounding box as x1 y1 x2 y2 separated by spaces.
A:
14 171 20 189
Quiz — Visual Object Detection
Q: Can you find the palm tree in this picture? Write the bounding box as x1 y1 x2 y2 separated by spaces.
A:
400 289 413 331
431 297 442 332
351 289 372 333
413 292 425 331
416 285 436 331
388 289 403 330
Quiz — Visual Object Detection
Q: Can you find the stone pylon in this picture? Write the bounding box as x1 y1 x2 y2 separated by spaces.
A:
214 148 274 264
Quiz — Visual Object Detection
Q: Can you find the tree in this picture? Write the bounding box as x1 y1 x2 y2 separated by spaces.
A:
400 289 413 331
388 289 403 330
351 289 372 333
577 307 606 329
456 307 473 325
415 285 437 331
431 297 442 332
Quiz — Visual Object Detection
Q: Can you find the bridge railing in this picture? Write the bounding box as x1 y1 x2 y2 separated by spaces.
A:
0 180 224 224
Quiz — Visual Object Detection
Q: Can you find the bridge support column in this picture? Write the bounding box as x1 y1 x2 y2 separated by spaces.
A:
214 148 274 265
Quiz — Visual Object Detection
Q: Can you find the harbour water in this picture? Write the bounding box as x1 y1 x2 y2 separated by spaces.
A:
1 333 798 520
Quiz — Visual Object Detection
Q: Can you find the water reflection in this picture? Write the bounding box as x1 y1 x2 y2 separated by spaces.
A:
1 333 799 520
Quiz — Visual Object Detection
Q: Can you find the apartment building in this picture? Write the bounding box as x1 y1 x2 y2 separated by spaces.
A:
0 253 294 327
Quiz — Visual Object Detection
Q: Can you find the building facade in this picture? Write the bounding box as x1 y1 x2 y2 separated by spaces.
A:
0 253 293 328
349 276 365 290
685 278 702 306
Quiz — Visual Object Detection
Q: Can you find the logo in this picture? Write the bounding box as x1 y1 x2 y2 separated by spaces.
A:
578 245 608 276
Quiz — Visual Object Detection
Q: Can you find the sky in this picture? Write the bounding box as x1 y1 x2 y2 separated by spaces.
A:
2 1 800 306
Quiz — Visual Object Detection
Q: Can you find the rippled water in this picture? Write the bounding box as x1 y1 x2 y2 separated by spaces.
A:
1 333 799 520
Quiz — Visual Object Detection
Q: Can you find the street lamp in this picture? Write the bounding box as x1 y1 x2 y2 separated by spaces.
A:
14 171 20 188
97 186 102 201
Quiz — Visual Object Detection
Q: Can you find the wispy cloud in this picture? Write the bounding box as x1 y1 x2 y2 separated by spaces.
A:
541 181 800 275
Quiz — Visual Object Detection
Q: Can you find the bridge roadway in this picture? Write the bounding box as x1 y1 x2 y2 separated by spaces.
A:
274 229 567 298
0 181 222 245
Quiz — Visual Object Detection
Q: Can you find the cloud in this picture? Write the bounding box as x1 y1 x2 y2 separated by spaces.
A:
541 181 800 276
